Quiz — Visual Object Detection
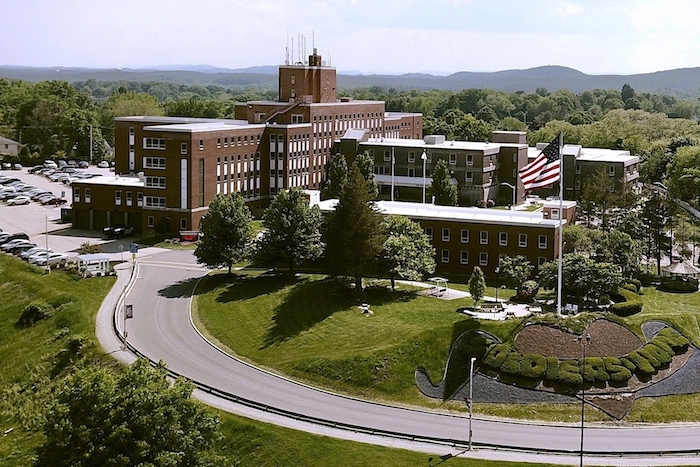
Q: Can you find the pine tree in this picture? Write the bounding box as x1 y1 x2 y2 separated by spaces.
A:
429 159 458 205
469 266 486 308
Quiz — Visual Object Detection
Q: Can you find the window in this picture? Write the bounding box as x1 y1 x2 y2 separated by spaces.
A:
441 228 450 242
73 187 80 203
384 150 391 162
148 216 154 228
425 227 433 240
217 138 221 148
180 142 187 155
199 139 204 150
143 157 166 169
499 232 508 246
460 251 469 264
518 233 527 248
137 192 144 207
146 176 166 189
84 188 91 203
538 235 548 249
575 164 581 174
408 151 415 162
467 154 473 166
480 230 488 244
126 191 132 206
115 190 122 206
449 153 457 165
408 168 415 177
145 196 166 208
180 218 187 230
291 114 304 124
143 137 166 150
465 171 473 182
538 257 547 269
609 165 615 176
224 137 228 147
441 249 450 263
291 76 295 84
551 209 560 220
575 180 581 190
479 252 488 266
461 229 469 243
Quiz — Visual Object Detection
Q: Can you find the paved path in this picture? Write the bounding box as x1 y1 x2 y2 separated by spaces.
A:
95 250 700 466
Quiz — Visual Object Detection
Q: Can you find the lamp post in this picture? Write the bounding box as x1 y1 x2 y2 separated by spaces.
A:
493 267 500 302
500 181 516 210
577 333 591 467
391 147 395 201
468 356 476 450
421 151 427 203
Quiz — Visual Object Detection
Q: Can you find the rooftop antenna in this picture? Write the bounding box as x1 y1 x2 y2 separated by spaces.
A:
285 32 289 65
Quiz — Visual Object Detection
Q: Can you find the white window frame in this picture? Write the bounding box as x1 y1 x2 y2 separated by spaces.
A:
538 235 548 249
73 187 80 203
145 196 166 208
518 233 527 248
408 151 415 163
449 153 457 165
499 232 508 246
609 165 615 176
143 137 166 150
425 227 433 240
480 230 488 245
146 176 166 189
147 216 154 228
575 179 581 190
441 249 450 263
115 190 122 206
479 252 488 266
143 157 166 169
467 154 474 166
441 228 450 242
384 150 391 162
465 171 473 182
461 229 469 243
84 188 90 203
460 251 469 264
575 164 581 174
180 142 187 155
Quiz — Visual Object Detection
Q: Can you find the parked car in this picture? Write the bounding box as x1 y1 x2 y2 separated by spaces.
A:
0 177 19 185
41 197 68 206
0 192 21 201
1 162 11 170
78 161 89 168
97 161 109 168
20 247 52 260
103 225 134 239
10 243 38 255
1 238 34 251
12 163 22 170
7 195 31 205
28 165 44 174
44 160 58 169
31 252 69 267
0 232 29 245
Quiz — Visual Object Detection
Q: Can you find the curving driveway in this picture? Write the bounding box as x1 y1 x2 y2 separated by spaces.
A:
102 251 700 465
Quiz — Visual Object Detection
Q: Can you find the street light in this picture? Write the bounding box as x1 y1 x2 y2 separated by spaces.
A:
391 147 395 201
468 356 476 450
421 150 427 203
577 333 591 467
500 181 516 210
493 267 500 303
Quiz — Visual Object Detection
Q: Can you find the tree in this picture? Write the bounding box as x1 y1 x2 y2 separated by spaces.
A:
468 266 486 308
581 165 618 231
428 159 458 206
563 224 593 254
255 188 324 273
321 152 348 199
497 255 534 291
195 193 254 273
621 84 636 103
323 165 385 293
99 90 163 140
36 360 221 467
594 229 641 279
640 191 674 273
379 215 435 290
666 145 700 206
354 151 379 199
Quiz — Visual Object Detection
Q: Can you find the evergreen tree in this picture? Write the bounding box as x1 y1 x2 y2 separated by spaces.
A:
323 165 385 294
468 266 486 308
321 152 348 199
255 188 324 273
354 151 379 199
195 192 254 273
429 159 458 206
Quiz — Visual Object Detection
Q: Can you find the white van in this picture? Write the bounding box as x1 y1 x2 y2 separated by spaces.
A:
44 160 58 169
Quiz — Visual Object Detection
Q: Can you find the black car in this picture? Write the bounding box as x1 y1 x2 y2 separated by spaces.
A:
103 225 134 239
0 232 30 245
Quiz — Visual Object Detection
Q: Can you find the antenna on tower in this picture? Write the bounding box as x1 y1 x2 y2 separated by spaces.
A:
285 32 289 65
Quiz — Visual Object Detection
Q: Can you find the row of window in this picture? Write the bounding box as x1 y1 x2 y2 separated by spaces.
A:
214 134 262 149
440 250 549 267
146 216 187 231
73 188 145 208
425 227 548 249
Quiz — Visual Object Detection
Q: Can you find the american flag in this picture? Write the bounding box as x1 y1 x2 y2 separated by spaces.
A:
519 134 561 192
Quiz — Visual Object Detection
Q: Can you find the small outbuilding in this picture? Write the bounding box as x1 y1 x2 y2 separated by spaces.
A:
76 253 111 277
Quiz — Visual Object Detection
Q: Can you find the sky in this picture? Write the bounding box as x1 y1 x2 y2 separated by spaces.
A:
3 0 700 76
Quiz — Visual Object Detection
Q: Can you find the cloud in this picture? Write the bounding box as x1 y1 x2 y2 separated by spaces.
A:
556 3 584 17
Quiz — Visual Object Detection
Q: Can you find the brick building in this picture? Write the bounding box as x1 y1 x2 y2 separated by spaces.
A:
71 50 422 234
314 198 576 277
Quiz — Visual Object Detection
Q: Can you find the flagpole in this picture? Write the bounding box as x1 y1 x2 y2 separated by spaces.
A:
391 147 395 201
557 132 564 316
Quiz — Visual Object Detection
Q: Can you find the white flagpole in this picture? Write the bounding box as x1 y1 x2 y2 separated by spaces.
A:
391 147 395 201
557 132 564 316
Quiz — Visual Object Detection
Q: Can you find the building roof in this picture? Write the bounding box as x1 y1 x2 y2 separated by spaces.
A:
313 199 565 228
72 175 145 188
360 137 505 155
143 120 262 133
115 116 231 124
0 136 20 145
529 144 638 165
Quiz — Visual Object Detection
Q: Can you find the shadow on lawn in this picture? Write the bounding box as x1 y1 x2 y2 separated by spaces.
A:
215 273 299 303
262 278 417 348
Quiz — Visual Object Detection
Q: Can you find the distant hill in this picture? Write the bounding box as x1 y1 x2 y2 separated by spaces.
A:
2 64 700 97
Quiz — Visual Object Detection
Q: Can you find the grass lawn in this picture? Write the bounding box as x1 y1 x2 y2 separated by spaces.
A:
0 255 558 467
193 271 700 423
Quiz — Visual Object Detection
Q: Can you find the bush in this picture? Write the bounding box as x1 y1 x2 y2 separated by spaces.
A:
553 360 583 386
583 357 609 382
516 280 539 303
500 352 523 376
78 241 103 254
17 301 53 327
656 328 690 352
641 342 673 367
483 344 511 369
520 354 547 379
629 278 642 292
621 283 638 292
604 357 632 384
623 351 656 375
610 288 643 316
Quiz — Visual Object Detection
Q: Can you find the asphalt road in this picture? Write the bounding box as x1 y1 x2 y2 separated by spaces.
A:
118 252 700 462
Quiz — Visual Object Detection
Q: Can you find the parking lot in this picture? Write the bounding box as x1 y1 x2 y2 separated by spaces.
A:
0 165 137 256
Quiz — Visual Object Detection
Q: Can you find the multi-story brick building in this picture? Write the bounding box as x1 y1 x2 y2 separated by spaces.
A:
71 50 422 234
313 198 576 277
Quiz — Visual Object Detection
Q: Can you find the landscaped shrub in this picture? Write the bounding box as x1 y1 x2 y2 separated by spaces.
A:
582 357 609 382
630 278 642 292
621 283 638 292
639 342 673 367
499 352 522 375
461 334 495 360
656 328 690 352
610 288 643 316
603 357 632 384
520 354 547 379
516 280 539 303
545 356 559 381
483 344 511 369
553 360 582 386
17 301 53 327
622 351 656 375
